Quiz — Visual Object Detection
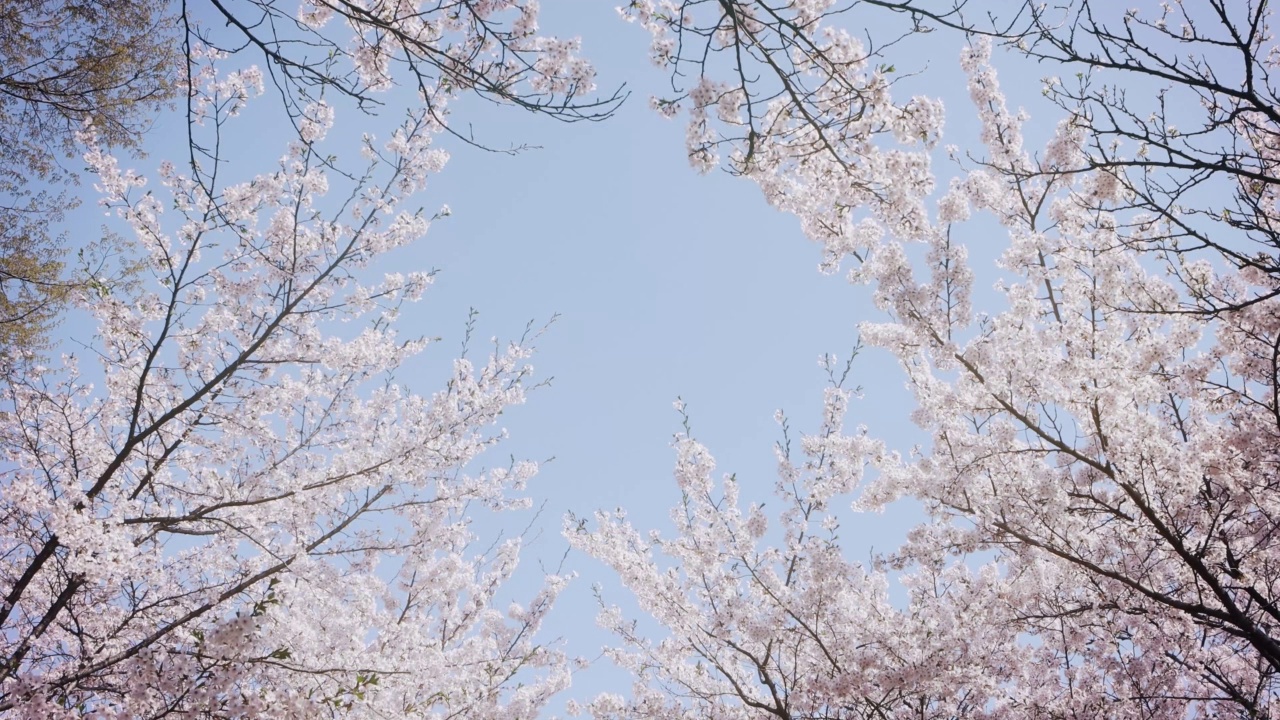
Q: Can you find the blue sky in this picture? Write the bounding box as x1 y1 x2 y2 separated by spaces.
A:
53 1 1070 711
402 5 930 699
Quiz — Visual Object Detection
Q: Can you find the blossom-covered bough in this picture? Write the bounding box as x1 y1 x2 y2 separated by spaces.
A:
190 0 623 150
574 2 1280 718
0 2 609 716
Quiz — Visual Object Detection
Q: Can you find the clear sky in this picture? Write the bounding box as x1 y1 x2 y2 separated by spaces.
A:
54 1 1064 712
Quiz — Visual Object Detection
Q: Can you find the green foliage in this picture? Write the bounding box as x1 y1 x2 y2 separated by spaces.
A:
0 224 66 358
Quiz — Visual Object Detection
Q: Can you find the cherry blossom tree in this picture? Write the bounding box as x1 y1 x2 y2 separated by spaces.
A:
0 9 594 713
571 3 1280 718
